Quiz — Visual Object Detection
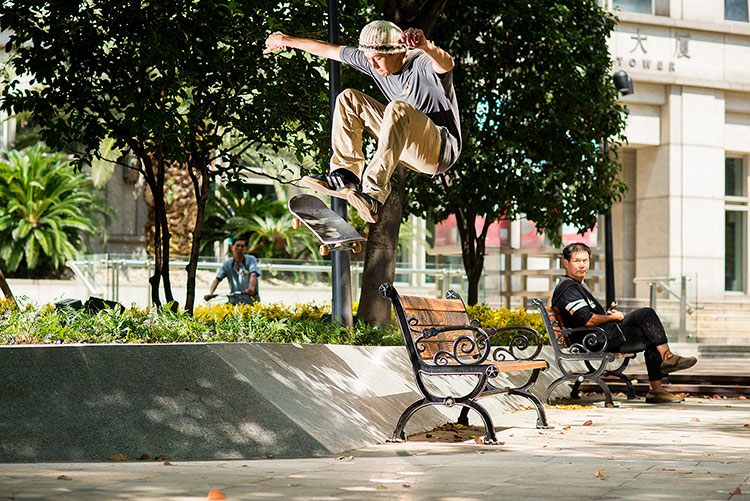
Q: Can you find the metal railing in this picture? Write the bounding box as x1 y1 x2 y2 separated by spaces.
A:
632 275 697 343
66 255 467 305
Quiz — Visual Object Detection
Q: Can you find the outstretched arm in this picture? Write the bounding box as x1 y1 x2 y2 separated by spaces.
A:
264 32 343 62
399 28 454 74
204 277 221 301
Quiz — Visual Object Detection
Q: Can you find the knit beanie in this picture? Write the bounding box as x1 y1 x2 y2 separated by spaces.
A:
358 20 406 55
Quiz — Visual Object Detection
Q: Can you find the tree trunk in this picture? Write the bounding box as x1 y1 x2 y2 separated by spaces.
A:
157 161 176 310
184 162 211 314
140 155 163 307
140 151 176 309
455 210 491 305
0 268 17 308
358 164 406 326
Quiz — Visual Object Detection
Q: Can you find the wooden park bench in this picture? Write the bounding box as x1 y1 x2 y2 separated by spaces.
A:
379 283 550 445
531 298 638 406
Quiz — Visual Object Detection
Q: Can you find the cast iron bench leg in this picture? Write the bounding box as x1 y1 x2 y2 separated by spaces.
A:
390 398 430 442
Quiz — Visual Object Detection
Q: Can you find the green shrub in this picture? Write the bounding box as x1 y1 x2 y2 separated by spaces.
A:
0 300 541 347
0 301 401 346
467 303 548 345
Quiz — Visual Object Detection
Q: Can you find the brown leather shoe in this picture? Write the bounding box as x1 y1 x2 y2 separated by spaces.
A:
660 354 697 374
645 391 683 403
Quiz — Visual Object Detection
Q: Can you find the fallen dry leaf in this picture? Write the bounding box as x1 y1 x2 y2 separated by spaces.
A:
738 395 746 400
744 424 750 428
662 468 676 471
207 489 227 500
265 454 274 459
474 437 484 444
154 455 167 460
337 456 354 462
57 475 71 481
603 456 615 460
583 420 593 426
562 426 571 431
137 454 150 461
163 461 175 466
403 484 411 488
594 469 605 479
690 418 700 422
109 453 128 462
730 487 742 495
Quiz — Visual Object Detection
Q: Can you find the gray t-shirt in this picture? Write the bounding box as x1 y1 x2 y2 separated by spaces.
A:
216 255 260 304
340 46 461 171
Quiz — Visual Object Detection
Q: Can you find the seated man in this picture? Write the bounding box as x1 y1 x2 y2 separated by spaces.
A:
552 242 697 403
204 237 260 305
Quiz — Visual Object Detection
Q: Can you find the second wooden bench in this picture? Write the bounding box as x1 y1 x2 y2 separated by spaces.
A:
531 298 638 406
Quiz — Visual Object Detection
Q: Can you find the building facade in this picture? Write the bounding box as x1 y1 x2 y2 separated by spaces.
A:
607 0 750 301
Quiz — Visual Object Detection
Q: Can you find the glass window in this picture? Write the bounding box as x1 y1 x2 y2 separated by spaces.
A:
615 0 652 14
725 211 744 291
726 158 744 197
726 0 750 22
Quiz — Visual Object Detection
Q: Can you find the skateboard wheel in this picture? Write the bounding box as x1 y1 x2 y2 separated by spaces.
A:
352 241 362 254
292 218 301 230
319 244 330 256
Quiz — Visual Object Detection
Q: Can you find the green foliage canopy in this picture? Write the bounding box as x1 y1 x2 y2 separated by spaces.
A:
0 0 332 170
407 0 628 240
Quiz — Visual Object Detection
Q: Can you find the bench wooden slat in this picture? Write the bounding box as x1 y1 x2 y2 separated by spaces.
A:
404 309 469 327
401 293 474 360
402 296 477 360
434 359 547 372
401 295 468 312
545 306 570 348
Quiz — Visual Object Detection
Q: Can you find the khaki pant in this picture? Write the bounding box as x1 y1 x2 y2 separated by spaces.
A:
330 88 443 204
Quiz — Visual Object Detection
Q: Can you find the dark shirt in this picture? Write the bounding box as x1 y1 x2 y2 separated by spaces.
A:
551 276 625 347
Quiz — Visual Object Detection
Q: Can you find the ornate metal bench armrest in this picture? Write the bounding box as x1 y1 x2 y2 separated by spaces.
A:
485 325 544 361
419 324 492 366
563 325 609 354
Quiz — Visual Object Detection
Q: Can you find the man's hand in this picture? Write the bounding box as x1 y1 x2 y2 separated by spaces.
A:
399 28 427 50
607 304 624 322
264 31 289 54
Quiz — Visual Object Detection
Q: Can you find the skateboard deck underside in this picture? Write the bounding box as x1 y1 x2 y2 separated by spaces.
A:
289 195 364 245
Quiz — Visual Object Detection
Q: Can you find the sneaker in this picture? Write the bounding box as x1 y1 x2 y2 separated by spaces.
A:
660 354 697 374
645 391 683 404
347 190 380 223
302 170 359 199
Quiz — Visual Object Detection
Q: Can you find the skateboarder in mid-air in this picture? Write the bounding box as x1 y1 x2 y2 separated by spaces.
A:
264 20 461 223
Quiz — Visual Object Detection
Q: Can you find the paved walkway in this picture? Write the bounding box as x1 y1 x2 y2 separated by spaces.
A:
2 396 749 500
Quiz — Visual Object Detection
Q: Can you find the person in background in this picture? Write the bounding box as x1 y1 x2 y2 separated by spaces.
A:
204 237 259 305
552 242 697 403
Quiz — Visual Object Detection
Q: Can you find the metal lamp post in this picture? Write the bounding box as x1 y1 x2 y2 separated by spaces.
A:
328 0 354 327
604 70 634 307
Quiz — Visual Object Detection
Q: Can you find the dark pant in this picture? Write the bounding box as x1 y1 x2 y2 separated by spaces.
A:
609 307 668 382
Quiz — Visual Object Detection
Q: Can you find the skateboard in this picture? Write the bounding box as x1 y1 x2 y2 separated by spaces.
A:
288 194 366 256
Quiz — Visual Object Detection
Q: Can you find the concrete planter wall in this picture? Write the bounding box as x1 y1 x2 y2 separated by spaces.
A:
0 343 568 462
